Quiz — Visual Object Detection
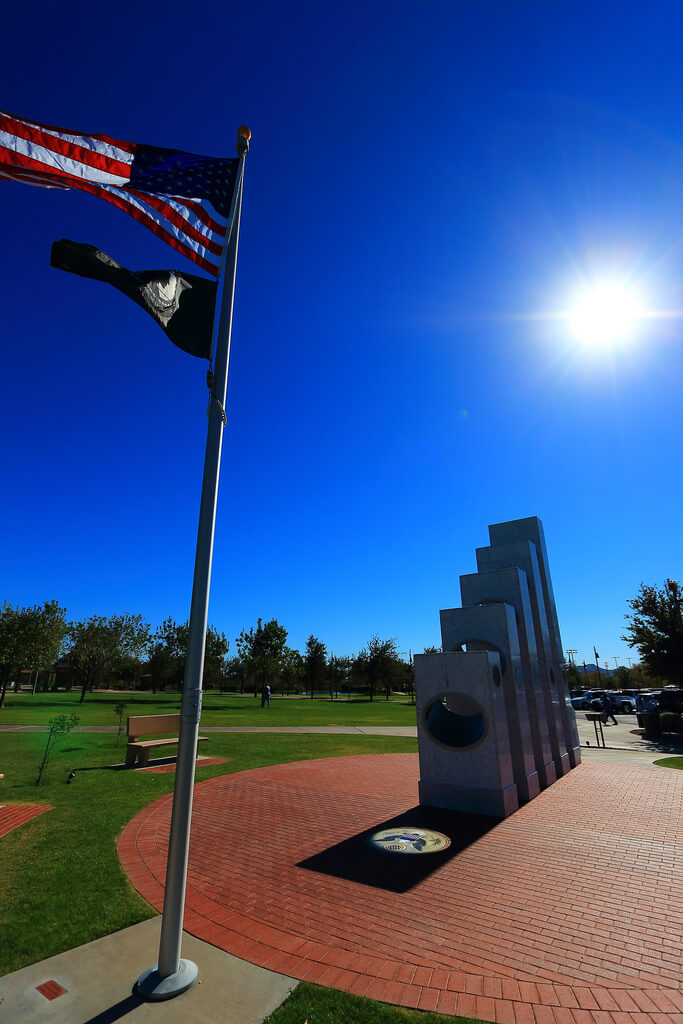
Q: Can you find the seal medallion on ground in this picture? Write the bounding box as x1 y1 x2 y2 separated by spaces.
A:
368 827 451 854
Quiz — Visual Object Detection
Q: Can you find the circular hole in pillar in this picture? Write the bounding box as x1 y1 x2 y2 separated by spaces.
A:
423 692 488 749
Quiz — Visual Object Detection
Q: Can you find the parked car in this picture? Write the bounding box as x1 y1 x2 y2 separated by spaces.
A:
587 691 637 713
609 691 637 713
571 690 604 710
635 691 661 712
658 688 683 713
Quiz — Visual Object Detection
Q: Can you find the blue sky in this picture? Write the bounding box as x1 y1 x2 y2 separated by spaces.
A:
2 1 682 668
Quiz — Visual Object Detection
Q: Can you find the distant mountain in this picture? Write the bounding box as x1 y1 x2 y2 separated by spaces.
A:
576 663 615 676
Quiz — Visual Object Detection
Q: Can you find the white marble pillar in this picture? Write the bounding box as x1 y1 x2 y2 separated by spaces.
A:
488 519 581 767
476 539 571 777
414 650 519 818
439 603 540 801
459 567 557 788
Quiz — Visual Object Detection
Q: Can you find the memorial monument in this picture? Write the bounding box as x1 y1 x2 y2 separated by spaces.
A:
414 516 580 818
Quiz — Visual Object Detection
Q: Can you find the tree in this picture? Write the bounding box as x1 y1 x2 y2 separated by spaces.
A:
221 655 249 694
0 600 68 709
68 613 150 703
147 618 229 691
279 646 304 695
21 600 68 693
350 648 369 698
327 654 350 700
622 579 683 685
564 662 583 691
361 635 404 701
611 665 632 690
114 701 126 746
0 604 22 709
202 627 230 690
117 655 145 690
147 617 187 691
305 635 327 698
236 618 288 703
36 713 80 785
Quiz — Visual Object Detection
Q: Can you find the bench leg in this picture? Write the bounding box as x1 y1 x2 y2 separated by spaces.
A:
125 747 137 768
139 748 151 769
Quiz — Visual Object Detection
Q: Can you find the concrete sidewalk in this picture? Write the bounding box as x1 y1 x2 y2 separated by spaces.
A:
0 918 296 1024
2 716 680 765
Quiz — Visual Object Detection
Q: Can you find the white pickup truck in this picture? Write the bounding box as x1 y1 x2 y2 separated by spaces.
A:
608 691 637 713
572 690 637 713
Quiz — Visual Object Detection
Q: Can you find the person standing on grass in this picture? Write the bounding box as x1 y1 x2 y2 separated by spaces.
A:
601 691 617 726
264 684 271 708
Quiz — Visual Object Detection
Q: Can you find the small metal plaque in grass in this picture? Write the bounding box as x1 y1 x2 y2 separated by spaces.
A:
369 827 451 854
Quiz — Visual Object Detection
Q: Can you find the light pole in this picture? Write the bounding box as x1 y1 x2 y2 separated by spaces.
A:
613 657 619 670
567 649 577 665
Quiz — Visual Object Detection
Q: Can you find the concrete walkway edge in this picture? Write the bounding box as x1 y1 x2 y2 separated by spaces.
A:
0 917 296 1024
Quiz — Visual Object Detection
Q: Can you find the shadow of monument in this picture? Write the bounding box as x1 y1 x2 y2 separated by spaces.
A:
297 805 499 893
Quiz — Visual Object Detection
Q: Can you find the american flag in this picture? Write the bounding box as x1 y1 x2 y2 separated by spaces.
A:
0 110 239 277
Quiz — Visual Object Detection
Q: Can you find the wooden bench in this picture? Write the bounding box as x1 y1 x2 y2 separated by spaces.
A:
125 714 208 768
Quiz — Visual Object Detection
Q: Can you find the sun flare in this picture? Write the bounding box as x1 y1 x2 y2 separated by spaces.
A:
568 283 643 347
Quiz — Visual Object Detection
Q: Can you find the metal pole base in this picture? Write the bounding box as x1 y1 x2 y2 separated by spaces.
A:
135 959 199 1001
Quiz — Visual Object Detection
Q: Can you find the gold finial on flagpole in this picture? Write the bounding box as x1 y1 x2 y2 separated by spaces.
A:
236 126 251 154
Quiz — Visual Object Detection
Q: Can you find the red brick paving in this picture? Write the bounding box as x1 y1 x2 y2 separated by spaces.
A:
0 804 52 837
117 754 683 1023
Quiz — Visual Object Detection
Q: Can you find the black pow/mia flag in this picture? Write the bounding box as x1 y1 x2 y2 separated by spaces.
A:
50 239 217 360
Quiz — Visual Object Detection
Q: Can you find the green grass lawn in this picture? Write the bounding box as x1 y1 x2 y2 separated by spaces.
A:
0 729 417 976
653 756 683 769
0 690 417 728
265 981 479 1024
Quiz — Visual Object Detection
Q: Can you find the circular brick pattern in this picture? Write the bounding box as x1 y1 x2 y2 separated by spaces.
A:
118 754 683 1022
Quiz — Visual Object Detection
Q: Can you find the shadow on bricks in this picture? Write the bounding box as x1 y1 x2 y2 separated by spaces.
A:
297 804 499 893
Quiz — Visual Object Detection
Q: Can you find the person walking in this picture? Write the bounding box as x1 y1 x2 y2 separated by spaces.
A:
601 691 617 726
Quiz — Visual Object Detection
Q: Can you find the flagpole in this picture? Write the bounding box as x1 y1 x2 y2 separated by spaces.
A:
136 125 250 1001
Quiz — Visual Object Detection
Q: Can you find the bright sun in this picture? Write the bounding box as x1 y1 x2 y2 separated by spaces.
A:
568 283 643 347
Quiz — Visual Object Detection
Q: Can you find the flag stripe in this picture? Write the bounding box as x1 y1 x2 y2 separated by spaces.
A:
0 151 222 271
84 181 221 275
0 165 71 188
0 110 237 274
0 150 105 189
128 188 227 241
126 189 225 256
101 186 223 271
0 124 131 186
3 111 136 157
171 195 226 237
